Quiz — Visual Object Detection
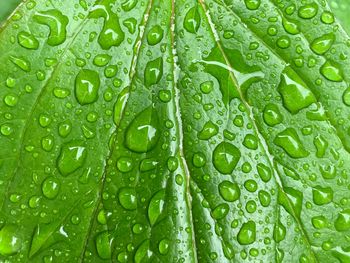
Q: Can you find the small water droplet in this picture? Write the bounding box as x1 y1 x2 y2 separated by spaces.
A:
57 142 87 176
75 69 100 105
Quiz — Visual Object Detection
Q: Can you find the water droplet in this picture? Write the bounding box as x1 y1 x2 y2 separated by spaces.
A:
312 186 333 205
274 128 309 158
192 152 206 167
147 25 163 45
158 239 170 255
212 203 229 219
125 106 160 153
41 176 60 199
334 209 350 231
57 141 87 176
312 215 327 229
213 142 241 174
123 18 137 34
158 90 171 103
298 3 318 19
53 87 70 99
278 67 316 114
237 221 256 245
243 134 258 150
320 61 343 82
10 56 31 72
144 57 163 87
90 5 125 49
310 33 335 55
134 240 153 263
198 121 218 140
17 31 39 49
258 190 271 207
95 231 111 259
4 94 18 107
1 124 13 136
342 88 350 106
321 11 334 24
117 157 133 172
273 220 286 242
118 187 137 210
93 54 111 67
122 0 137 11
263 103 283 126
41 135 54 152
0 225 21 256
313 135 328 158
75 69 100 105
58 121 72 138
218 181 240 202
148 189 165 225
282 19 299 35
244 0 260 10
33 9 68 46
140 158 158 172
184 6 201 33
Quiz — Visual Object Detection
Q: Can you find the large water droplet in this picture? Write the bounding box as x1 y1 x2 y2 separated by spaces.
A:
334 209 350 231
125 106 160 153
75 69 100 105
278 67 316 114
320 61 343 82
90 5 125 50
263 103 283 126
0 225 22 256
312 186 333 205
41 176 60 199
95 231 111 259
274 128 309 158
148 189 165 225
57 142 87 176
17 31 39 49
298 3 318 19
198 121 218 140
33 9 68 46
213 142 241 174
184 6 201 33
144 57 163 87
218 181 240 202
237 221 256 245
118 187 137 210
310 33 335 55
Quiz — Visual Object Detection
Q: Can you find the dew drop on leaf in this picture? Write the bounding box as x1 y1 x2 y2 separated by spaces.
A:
0 225 22 256
41 176 60 199
118 187 137 210
57 142 87 176
125 106 160 153
75 69 100 105
213 142 241 174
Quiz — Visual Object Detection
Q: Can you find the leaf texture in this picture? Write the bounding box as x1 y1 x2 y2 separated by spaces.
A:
0 0 350 262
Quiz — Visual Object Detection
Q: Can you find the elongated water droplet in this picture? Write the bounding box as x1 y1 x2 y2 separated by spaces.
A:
33 9 68 46
145 57 163 87
90 5 125 50
95 231 111 259
184 6 201 33
148 189 165 225
147 25 164 46
17 31 39 49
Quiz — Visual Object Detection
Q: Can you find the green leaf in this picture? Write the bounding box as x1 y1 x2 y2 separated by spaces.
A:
1 0 350 262
0 0 22 24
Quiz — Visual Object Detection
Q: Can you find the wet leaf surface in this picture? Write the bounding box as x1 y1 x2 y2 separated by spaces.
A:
0 0 350 262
